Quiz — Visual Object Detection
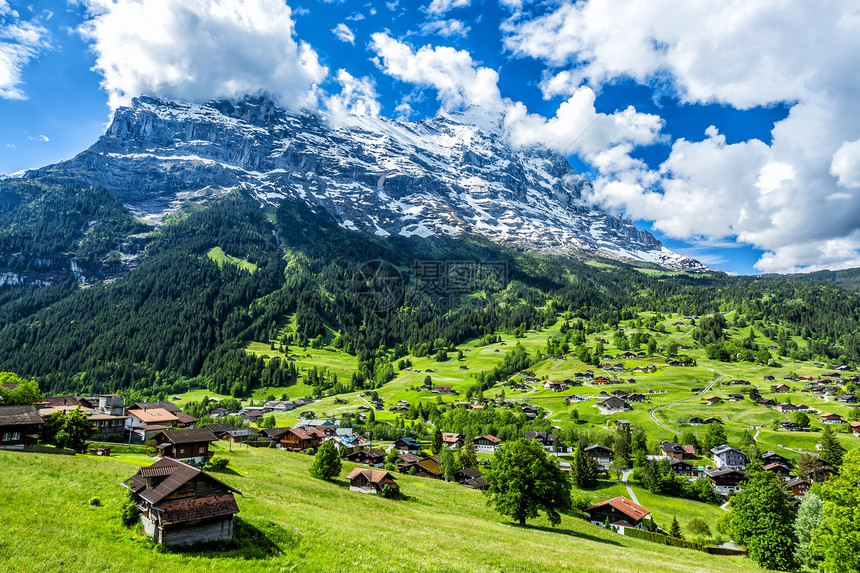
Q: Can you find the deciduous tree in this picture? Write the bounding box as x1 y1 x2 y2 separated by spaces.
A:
812 447 860 573
484 438 571 526
309 440 342 480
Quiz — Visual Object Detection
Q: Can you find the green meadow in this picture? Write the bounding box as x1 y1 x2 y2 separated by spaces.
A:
0 445 762 573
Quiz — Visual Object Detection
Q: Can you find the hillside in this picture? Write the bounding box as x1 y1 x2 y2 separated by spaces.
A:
0 446 761 573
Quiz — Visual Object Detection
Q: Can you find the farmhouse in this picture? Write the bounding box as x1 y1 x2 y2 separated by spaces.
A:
124 458 241 547
0 405 43 449
413 455 444 479
763 463 791 478
786 477 810 499
525 431 559 451
772 384 790 393
544 381 567 392
345 447 387 467
712 445 747 470
474 434 501 454
584 444 613 468
668 459 698 477
850 421 860 435
394 437 422 454
455 467 488 490
152 428 219 467
688 416 704 426
345 468 398 494
761 451 790 466
596 396 631 414
727 394 745 401
263 426 326 451
704 396 721 405
660 441 696 460
585 497 650 531
703 468 747 495
442 432 463 449
819 412 843 424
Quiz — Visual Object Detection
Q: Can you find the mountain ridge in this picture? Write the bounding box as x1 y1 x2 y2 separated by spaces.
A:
23 94 708 273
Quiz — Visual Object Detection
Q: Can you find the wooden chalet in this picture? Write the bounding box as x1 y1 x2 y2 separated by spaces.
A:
525 431 559 450
442 432 463 449
263 427 325 451
345 447 387 467
688 416 704 426
763 463 791 478
413 455 443 479
786 477 810 499
850 421 860 435
124 458 241 547
394 437 422 454
596 396 631 412
668 458 698 477
660 441 696 460
455 467 488 490
584 444 613 467
820 412 843 424
153 428 219 467
345 468 398 494
761 451 790 466
704 468 746 494
0 406 44 449
474 434 501 454
585 497 650 530
704 396 722 405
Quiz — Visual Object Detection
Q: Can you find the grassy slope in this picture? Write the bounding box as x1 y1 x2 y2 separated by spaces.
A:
230 310 860 452
0 446 762 573
206 246 258 273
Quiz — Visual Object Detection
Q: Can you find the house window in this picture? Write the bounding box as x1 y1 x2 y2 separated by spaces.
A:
178 448 185 455
2 431 20 441
198 446 205 454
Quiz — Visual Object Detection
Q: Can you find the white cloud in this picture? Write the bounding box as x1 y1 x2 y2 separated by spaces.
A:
503 0 860 273
79 0 327 111
420 19 469 38
831 140 860 189
504 86 663 166
0 3 50 100
27 134 49 142
332 23 355 44
426 0 470 16
324 69 381 122
370 33 503 113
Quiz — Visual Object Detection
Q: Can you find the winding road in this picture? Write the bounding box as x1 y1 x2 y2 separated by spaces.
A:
648 371 724 432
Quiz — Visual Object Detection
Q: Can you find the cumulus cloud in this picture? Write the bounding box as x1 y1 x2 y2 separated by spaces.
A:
370 34 662 181
324 69 381 122
332 23 355 44
420 19 469 38
78 0 327 111
0 2 50 100
426 0 470 15
502 0 860 272
370 33 503 112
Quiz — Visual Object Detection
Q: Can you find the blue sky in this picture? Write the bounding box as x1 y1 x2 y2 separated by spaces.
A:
2 0 859 275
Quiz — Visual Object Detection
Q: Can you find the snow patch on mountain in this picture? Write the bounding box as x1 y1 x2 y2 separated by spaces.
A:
24 95 709 272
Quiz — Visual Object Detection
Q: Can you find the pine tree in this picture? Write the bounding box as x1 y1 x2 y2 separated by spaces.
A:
668 516 683 539
459 433 477 469
432 427 443 454
818 425 844 469
309 440 343 480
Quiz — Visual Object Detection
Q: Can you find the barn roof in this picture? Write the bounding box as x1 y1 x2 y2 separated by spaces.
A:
586 496 650 521
126 458 240 505
156 428 219 445
0 405 44 426
159 494 239 525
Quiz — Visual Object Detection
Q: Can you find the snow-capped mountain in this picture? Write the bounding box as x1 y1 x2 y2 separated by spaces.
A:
26 95 707 272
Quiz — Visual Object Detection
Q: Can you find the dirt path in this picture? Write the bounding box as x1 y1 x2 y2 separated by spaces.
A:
648 371 724 432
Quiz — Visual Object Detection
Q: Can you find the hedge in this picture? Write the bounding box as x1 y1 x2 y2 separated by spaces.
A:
624 527 704 551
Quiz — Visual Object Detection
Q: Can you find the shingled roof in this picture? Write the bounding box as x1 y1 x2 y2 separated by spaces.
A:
156 428 219 445
159 494 239 525
125 458 240 505
0 405 44 426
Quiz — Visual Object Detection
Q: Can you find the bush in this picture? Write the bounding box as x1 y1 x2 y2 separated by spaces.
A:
208 457 229 470
120 491 140 527
88 497 101 507
380 483 401 499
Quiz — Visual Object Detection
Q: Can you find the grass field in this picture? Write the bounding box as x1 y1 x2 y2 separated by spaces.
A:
0 446 765 573
206 246 258 273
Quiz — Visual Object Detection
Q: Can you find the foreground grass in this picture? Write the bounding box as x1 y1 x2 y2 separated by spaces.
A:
0 446 764 573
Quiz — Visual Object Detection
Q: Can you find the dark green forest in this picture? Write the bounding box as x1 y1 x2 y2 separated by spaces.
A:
2 182 860 398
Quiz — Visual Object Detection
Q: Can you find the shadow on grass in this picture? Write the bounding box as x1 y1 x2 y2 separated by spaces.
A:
163 518 300 559
208 466 243 477
511 522 623 547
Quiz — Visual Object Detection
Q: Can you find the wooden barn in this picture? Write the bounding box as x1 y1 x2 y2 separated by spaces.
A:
152 428 219 467
0 406 44 449
124 458 241 547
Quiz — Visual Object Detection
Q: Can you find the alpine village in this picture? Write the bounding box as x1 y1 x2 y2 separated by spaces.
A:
3 2 860 573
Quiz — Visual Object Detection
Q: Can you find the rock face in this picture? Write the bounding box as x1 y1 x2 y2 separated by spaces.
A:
26 95 707 272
